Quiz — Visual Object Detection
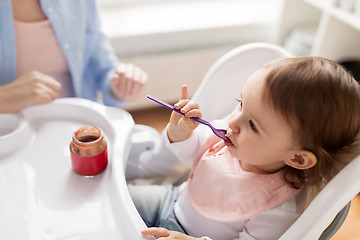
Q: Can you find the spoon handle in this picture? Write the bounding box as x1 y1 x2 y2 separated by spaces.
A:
147 95 181 114
147 95 231 142
147 95 202 123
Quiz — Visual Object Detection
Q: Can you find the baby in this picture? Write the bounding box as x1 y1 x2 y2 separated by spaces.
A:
129 56 360 240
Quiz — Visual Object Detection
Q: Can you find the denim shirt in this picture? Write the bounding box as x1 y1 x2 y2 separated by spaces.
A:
0 0 123 107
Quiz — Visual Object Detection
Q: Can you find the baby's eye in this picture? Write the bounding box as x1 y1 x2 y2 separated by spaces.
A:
249 120 258 133
236 98 243 110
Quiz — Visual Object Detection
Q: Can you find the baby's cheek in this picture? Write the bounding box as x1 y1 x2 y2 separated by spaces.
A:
228 145 242 158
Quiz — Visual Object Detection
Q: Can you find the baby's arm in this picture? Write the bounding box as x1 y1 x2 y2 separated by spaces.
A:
167 85 202 143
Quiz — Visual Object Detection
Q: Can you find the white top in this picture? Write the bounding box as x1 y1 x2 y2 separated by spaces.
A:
165 120 305 240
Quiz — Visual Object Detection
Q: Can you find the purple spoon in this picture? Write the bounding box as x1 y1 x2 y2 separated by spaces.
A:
147 95 231 143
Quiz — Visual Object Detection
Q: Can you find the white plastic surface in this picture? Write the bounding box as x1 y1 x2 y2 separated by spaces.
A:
279 154 360 240
192 42 293 121
0 98 150 240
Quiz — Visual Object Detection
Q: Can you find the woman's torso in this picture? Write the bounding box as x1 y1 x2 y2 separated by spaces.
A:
11 0 74 97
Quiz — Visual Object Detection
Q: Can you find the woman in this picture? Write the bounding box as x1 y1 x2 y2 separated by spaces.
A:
0 0 148 113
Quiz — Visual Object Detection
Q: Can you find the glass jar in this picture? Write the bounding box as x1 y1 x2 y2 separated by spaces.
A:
69 126 108 176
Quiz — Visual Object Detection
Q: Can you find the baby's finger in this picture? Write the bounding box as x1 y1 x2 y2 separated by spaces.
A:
184 109 202 119
174 99 190 110
141 227 170 237
180 85 189 100
180 101 200 114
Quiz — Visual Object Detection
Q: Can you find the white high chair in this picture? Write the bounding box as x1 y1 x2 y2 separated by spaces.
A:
127 42 358 239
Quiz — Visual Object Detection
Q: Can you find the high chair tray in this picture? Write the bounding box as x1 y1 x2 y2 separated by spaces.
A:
0 98 148 240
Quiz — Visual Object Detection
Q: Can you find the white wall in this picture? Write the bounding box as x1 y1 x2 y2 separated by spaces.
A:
99 0 282 110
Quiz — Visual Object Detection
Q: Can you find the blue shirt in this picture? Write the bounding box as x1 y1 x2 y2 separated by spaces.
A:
0 0 124 107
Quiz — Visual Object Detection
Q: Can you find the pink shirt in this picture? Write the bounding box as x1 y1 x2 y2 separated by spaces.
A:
14 19 74 97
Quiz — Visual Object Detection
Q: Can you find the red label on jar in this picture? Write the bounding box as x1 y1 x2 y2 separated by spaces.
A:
70 148 108 176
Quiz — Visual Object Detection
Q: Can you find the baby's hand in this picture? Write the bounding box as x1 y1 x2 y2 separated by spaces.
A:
141 227 202 240
167 85 202 143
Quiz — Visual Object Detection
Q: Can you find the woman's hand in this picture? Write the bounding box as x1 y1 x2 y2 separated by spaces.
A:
167 85 202 143
0 71 61 113
110 63 148 101
142 227 202 240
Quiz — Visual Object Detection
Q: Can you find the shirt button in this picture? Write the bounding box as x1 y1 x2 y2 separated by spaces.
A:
64 43 70 49
47 7 53 13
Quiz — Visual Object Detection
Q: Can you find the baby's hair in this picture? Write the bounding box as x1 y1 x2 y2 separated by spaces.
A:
262 57 360 193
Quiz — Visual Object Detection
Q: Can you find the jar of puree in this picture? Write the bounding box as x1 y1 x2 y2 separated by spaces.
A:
69 126 108 176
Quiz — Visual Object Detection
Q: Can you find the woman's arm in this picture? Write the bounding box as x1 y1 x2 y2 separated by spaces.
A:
84 1 148 105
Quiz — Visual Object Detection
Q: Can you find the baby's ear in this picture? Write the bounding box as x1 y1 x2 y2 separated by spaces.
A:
285 150 317 170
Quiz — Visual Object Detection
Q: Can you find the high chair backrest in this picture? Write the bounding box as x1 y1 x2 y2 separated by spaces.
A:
191 42 292 121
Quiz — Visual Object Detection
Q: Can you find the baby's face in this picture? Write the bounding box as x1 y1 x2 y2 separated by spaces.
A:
225 68 298 174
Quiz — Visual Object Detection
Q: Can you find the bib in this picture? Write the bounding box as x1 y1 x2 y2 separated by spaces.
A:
187 138 300 222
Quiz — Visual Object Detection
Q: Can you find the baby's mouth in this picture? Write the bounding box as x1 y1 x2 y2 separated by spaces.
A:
224 140 234 147
224 132 234 146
